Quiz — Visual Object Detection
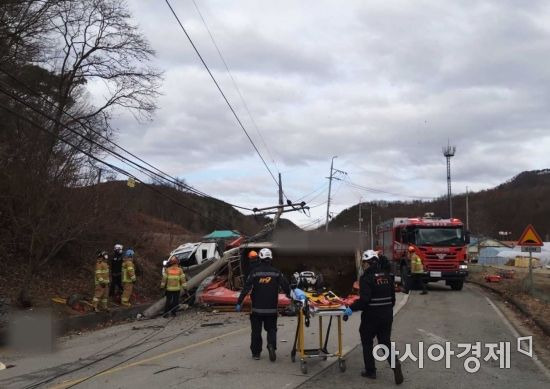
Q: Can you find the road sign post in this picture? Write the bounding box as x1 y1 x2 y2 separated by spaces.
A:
517 224 544 295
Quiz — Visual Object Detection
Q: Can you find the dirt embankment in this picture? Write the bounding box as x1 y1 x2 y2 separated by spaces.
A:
468 264 550 335
0 213 200 317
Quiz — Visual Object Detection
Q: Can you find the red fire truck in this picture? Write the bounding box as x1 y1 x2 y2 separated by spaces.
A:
376 213 469 290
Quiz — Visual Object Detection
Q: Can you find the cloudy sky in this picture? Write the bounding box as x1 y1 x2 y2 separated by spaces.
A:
104 0 550 228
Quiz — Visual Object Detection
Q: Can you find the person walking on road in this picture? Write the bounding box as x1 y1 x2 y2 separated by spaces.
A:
245 250 260 278
121 249 136 307
407 246 427 295
350 250 404 385
109 244 124 299
92 251 110 312
161 255 186 317
236 248 290 362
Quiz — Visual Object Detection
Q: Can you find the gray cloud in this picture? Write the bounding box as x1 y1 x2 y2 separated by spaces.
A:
101 0 550 225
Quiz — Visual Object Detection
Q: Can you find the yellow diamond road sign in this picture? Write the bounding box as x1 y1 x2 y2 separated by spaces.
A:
517 224 544 247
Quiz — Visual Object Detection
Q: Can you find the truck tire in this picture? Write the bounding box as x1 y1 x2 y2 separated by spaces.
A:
450 280 464 291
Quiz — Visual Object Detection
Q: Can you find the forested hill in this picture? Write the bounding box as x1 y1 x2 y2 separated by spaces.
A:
328 169 550 241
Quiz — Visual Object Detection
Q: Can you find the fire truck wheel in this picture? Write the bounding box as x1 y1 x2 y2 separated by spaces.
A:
449 280 464 291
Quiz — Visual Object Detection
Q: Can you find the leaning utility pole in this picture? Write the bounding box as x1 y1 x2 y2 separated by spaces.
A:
274 172 284 224
443 143 456 218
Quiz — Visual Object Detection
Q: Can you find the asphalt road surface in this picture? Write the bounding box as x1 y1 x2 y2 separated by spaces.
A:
0 284 548 388
300 283 550 389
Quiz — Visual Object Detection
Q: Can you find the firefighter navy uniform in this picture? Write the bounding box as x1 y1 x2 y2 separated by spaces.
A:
237 260 290 360
351 259 403 384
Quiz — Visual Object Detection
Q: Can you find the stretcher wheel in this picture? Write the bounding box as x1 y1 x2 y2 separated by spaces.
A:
338 359 346 372
300 360 308 374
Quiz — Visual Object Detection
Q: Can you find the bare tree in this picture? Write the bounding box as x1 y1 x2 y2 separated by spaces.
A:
0 0 162 304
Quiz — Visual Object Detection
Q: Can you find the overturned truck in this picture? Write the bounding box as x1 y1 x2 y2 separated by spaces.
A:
143 231 363 318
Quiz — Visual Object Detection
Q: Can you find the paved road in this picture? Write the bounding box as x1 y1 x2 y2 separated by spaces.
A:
0 284 548 388
0 294 408 389
300 283 550 389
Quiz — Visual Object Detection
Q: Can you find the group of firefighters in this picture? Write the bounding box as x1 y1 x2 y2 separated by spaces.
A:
235 247 422 385
92 244 136 312
92 243 427 384
93 244 187 316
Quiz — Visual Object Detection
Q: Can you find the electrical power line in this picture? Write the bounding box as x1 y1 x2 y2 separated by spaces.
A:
0 68 253 211
0 101 232 229
343 176 434 200
190 0 279 173
164 0 280 190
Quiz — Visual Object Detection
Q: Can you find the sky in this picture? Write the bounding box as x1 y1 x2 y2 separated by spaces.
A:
99 0 550 229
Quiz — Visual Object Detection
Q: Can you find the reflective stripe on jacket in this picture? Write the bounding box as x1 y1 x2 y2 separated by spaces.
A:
161 265 186 291
122 260 136 283
410 253 424 274
95 260 110 285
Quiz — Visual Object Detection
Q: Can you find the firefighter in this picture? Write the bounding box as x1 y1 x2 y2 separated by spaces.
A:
236 248 290 361
109 244 124 299
350 250 403 384
92 251 110 312
246 250 260 277
407 246 427 295
161 255 186 317
121 249 136 307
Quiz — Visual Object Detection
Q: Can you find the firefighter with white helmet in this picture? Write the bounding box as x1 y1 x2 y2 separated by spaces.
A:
350 250 403 384
236 247 290 361
110 244 124 299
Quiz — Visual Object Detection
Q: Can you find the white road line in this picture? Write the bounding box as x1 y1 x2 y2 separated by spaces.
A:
393 293 409 316
485 295 550 380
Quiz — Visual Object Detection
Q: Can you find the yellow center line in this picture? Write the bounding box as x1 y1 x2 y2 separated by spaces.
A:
49 326 248 389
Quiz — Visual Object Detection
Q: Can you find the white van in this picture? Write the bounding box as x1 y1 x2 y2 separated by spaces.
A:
163 242 221 279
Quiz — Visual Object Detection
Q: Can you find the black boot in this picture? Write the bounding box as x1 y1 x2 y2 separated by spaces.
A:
267 344 276 362
393 360 404 385
361 369 376 379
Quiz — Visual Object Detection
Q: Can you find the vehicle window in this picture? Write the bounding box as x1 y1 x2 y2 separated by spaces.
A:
179 252 198 267
415 228 463 246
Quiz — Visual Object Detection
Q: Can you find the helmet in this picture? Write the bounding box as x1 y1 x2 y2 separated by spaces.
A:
362 250 378 262
248 250 258 260
258 248 273 261
125 249 135 258
408 246 415 252
169 256 179 265
114 244 123 251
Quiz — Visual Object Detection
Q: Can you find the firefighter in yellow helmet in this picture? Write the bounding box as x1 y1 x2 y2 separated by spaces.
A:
121 249 137 307
407 246 427 295
92 251 110 312
161 255 187 317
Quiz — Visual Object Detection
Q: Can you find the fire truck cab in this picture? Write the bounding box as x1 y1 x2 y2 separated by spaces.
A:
376 213 470 291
